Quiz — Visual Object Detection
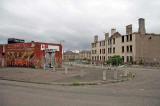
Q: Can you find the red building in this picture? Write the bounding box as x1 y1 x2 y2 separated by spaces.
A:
0 42 62 68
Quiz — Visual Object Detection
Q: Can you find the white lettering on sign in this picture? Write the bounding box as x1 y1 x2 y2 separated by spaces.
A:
41 44 59 51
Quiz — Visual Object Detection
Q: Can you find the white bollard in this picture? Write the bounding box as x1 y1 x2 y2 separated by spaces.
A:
53 67 56 72
103 70 106 81
65 67 68 74
124 70 129 77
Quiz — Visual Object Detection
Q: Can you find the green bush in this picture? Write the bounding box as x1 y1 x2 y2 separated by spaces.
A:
69 59 75 62
108 55 122 66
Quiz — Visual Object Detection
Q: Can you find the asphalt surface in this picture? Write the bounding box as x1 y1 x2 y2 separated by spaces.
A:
0 67 124 83
0 68 160 106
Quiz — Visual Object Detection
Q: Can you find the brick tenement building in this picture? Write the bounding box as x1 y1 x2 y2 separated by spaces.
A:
63 51 78 60
91 18 160 64
63 50 91 60
79 50 91 60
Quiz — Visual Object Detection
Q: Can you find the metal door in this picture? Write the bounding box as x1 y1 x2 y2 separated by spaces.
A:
50 52 55 67
45 52 49 67
45 51 55 68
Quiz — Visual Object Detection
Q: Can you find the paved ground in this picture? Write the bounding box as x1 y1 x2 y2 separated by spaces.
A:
0 67 160 106
0 66 124 83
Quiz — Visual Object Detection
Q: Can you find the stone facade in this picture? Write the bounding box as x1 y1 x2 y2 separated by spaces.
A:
79 51 91 60
91 18 160 64
63 50 91 60
63 51 78 60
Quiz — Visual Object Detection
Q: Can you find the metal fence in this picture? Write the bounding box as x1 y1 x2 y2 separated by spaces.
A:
63 56 160 67
60 63 133 82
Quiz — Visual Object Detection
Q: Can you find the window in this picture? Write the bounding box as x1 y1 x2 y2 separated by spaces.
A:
104 56 105 61
108 48 110 53
108 40 110 45
97 56 99 60
130 45 132 52
122 46 124 53
122 56 124 62
127 46 129 52
100 49 101 54
122 36 124 42
113 38 115 44
92 56 94 60
101 41 105 46
126 35 129 42
100 42 101 46
110 48 112 53
130 34 132 41
103 41 105 46
92 43 94 48
130 56 133 62
113 47 115 53
103 49 105 54
127 56 129 62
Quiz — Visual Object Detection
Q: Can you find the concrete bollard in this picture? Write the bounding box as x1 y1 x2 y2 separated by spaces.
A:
80 70 84 77
103 70 106 81
124 70 129 77
65 67 68 74
53 67 56 72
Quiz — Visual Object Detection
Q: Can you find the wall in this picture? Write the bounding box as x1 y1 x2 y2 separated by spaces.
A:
2 42 62 68
135 33 160 64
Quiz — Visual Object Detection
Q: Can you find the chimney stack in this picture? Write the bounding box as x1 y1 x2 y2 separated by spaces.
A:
111 29 116 35
94 35 98 43
126 24 132 35
138 18 146 34
105 33 109 40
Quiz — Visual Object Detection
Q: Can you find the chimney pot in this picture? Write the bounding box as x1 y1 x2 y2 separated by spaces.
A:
126 24 132 35
94 35 98 43
105 33 109 40
111 29 116 35
138 18 146 34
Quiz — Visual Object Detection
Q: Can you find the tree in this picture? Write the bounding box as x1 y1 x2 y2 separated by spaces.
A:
108 55 122 66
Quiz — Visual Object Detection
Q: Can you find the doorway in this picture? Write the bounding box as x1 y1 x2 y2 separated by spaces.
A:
45 51 55 68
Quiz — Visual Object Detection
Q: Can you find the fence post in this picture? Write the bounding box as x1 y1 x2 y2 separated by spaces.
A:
65 67 68 74
114 68 118 80
103 70 106 81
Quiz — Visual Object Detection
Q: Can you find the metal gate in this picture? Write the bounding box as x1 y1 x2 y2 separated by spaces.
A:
45 51 55 68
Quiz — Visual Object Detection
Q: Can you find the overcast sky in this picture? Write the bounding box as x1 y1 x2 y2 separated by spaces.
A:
0 0 160 50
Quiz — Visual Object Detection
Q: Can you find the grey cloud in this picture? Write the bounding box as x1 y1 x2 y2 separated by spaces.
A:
0 0 160 50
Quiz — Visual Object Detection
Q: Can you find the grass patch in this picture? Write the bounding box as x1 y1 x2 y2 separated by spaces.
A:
72 82 83 86
71 82 97 86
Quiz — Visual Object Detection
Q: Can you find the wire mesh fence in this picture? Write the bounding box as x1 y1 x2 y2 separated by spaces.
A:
63 56 160 67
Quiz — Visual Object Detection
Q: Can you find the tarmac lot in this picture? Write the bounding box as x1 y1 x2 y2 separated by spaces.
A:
0 66 125 84
0 66 160 106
